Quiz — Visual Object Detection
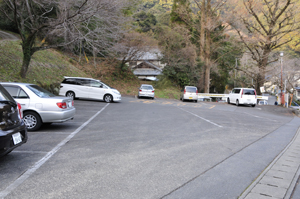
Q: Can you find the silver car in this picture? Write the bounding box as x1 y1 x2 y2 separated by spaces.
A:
1 83 75 131
138 84 155 99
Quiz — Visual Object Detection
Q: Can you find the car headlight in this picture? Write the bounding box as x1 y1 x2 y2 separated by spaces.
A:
112 90 120 95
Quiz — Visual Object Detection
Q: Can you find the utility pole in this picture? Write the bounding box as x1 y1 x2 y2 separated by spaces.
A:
280 52 284 106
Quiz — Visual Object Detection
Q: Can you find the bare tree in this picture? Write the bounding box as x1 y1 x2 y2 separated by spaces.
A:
110 32 158 71
231 0 300 94
0 0 131 78
266 56 300 95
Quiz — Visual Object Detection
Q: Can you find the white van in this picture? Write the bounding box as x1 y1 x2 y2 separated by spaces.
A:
180 86 198 103
228 88 257 107
59 77 121 103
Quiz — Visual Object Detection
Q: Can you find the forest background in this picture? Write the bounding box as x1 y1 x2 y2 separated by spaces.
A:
0 0 300 99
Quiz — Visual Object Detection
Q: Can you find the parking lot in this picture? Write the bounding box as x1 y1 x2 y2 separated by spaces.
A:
0 97 299 199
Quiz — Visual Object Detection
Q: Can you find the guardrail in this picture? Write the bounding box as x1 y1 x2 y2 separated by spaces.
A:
198 93 268 101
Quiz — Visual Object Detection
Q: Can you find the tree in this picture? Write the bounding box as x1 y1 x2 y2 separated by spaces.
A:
231 0 300 94
155 24 200 87
0 0 131 78
171 0 239 92
110 32 158 71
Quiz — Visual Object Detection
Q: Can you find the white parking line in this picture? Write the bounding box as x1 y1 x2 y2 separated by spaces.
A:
242 112 277 122
179 108 222 128
0 103 110 199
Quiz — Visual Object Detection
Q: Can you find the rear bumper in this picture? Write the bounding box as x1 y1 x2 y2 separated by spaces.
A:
39 108 76 123
0 122 28 157
240 98 257 105
183 94 198 100
139 92 155 98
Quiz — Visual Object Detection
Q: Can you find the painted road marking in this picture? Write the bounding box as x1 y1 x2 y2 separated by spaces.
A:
0 103 110 198
179 108 223 128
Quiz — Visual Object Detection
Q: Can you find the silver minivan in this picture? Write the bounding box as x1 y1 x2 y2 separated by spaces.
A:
228 88 257 107
59 77 121 103
180 86 198 103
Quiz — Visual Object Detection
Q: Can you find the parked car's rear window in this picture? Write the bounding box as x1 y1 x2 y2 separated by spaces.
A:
27 85 56 98
243 89 255 95
0 85 15 101
62 78 79 85
186 87 197 93
141 85 153 90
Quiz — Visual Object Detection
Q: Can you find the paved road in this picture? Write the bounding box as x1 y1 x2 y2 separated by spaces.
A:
0 97 299 199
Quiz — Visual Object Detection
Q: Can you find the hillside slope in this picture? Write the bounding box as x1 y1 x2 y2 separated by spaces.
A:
0 39 180 99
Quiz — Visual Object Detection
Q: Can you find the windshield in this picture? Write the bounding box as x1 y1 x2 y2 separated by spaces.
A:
27 85 56 98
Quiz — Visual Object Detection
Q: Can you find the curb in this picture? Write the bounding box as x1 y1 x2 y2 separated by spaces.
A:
239 127 300 199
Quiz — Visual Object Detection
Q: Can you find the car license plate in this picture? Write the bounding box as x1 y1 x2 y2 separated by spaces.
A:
12 133 22 145
189 97 193 99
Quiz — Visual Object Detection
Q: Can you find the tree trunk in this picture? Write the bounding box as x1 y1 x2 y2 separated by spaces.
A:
204 0 211 93
20 42 34 78
199 0 206 90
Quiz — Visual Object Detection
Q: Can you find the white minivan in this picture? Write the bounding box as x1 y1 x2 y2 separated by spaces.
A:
59 77 121 103
228 88 257 107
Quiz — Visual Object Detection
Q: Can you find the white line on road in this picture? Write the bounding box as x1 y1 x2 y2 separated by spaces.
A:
179 108 222 128
242 112 277 122
0 103 110 199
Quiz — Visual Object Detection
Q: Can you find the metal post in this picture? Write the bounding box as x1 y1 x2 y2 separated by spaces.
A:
234 58 237 87
280 52 284 106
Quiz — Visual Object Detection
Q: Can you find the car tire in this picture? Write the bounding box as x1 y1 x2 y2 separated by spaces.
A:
195 100 198 103
23 111 42 131
252 104 256 107
104 94 113 103
228 98 230 104
236 100 239 106
66 91 75 100
182 97 185 102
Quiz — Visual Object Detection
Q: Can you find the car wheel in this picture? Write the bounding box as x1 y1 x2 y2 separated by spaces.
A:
182 97 185 102
195 100 198 103
252 104 256 107
104 94 113 103
66 91 75 100
236 100 239 106
23 111 42 131
228 98 230 104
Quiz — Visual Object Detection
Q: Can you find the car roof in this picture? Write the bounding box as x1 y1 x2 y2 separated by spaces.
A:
64 76 96 80
185 86 197 88
233 87 255 89
0 82 34 86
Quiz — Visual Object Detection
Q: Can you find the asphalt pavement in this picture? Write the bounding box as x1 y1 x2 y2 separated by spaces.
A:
1 97 300 199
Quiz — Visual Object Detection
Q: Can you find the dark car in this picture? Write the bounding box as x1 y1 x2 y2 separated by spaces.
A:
0 84 27 158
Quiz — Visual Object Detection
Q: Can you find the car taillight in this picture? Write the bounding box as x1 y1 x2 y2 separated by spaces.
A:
254 90 257 99
17 103 22 119
241 89 243 98
57 102 67 109
139 90 142 92
196 90 198 94
152 90 154 93
184 89 186 94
